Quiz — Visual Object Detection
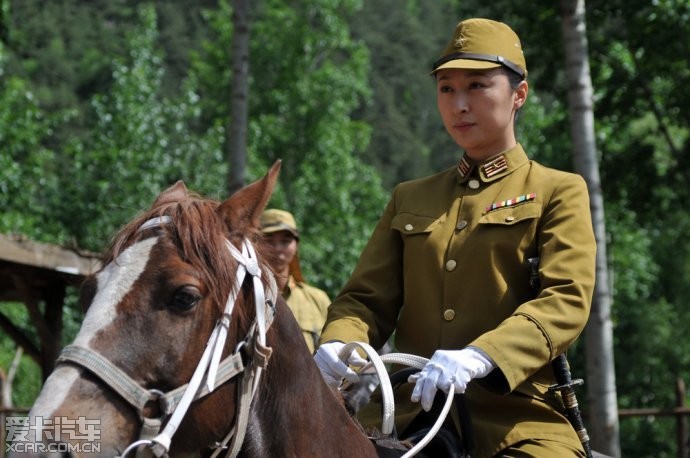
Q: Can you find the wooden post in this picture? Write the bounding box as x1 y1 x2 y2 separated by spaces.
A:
677 378 688 458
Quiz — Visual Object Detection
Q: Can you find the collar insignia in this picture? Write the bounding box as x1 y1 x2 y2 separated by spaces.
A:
457 155 472 179
481 155 508 178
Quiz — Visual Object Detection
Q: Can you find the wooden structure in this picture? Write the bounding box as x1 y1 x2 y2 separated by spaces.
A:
618 378 689 458
0 233 100 380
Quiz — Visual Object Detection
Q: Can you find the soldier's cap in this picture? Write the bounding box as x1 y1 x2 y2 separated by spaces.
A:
260 209 299 240
432 18 527 79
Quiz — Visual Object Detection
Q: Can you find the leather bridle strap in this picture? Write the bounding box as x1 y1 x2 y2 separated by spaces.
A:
57 345 159 413
149 238 273 457
59 345 249 415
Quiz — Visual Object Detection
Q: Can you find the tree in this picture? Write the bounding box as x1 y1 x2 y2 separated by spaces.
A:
560 0 620 456
227 0 250 195
193 0 387 296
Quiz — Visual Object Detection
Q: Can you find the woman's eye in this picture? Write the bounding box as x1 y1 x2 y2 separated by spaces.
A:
169 286 201 312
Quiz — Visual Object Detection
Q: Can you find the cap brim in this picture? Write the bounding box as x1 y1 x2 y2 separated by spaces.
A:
262 224 299 239
432 59 502 74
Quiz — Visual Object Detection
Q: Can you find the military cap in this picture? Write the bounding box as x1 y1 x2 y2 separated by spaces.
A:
260 209 299 240
432 18 527 79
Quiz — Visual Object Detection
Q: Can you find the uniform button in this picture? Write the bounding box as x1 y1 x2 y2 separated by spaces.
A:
404 223 413 231
468 179 480 189
445 260 457 271
505 216 515 222
443 309 456 321
456 220 468 230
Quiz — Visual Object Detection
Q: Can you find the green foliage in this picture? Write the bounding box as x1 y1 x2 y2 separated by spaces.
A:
52 4 225 252
349 0 459 186
193 0 387 296
0 45 65 242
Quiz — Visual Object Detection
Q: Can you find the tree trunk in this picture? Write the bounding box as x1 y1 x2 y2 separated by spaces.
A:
227 0 250 196
1 347 23 408
559 0 621 456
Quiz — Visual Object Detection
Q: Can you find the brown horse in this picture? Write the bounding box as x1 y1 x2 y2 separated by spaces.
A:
20 162 407 457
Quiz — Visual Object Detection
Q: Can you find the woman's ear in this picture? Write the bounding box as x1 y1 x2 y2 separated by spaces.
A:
514 80 529 110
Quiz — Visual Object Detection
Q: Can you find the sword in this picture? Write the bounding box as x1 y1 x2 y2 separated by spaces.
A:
550 353 593 458
526 257 593 458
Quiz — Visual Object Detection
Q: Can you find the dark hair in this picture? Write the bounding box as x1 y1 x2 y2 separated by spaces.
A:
504 68 525 125
505 68 525 90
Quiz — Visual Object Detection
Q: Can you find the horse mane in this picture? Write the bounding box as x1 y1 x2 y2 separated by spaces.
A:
101 190 268 318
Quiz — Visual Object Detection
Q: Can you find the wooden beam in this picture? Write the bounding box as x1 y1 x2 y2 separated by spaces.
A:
0 233 100 277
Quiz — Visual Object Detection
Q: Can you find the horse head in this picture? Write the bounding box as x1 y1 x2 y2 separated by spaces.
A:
24 162 283 457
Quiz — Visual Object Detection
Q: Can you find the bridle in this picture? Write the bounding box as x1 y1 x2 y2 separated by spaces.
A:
56 216 278 457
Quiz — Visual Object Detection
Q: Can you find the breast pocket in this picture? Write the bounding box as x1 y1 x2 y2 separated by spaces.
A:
477 202 541 252
390 213 445 264
390 213 442 236
479 201 542 226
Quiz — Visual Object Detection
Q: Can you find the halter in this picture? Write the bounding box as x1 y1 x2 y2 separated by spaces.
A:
56 216 278 458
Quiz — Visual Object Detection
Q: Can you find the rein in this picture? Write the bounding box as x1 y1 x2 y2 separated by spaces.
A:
340 343 456 458
56 217 278 458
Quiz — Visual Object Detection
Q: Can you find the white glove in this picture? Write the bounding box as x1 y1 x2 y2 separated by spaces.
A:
314 341 367 388
409 347 495 411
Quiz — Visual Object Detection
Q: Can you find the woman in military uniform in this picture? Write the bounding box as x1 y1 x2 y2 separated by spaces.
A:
260 209 331 353
314 18 596 457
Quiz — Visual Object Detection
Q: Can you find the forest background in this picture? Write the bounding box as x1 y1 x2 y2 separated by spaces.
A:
1 0 689 456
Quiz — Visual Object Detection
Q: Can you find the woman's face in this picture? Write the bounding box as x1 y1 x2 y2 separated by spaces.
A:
436 67 527 161
264 230 298 274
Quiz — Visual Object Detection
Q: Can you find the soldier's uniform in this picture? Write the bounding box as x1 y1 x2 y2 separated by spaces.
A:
319 144 596 456
261 209 331 354
283 275 330 354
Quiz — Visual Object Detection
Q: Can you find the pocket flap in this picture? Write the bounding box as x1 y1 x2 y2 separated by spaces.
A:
479 201 541 225
391 213 443 234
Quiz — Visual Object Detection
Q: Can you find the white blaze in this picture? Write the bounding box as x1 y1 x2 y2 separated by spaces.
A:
29 237 158 420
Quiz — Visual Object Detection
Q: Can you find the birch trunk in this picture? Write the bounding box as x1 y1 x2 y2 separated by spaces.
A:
559 0 621 456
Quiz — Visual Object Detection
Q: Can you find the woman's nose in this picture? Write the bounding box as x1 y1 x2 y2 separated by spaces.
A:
452 93 469 113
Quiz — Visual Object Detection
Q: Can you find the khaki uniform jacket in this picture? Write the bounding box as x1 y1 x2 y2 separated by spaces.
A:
284 276 330 354
319 144 596 457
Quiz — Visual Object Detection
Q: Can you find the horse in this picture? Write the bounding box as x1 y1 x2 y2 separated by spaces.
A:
19 161 410 457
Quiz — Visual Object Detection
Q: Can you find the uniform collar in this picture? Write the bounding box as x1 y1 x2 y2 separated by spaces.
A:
456 144 529 184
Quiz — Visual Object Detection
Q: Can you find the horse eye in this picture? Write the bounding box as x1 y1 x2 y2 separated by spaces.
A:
169 286 201 312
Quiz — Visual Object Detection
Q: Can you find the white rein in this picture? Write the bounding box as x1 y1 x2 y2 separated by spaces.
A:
339 342 456 458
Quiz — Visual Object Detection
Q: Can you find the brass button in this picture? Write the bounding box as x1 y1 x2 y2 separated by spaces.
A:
404 223 413 231
468 179 480 189
443 309 456 321
456 220 468 230
445 260 457 271
505 216 515 222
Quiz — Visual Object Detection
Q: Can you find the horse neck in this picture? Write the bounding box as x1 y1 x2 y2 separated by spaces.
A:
243 302 378 457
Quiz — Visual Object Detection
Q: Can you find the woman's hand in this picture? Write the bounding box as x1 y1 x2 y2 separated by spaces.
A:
409 347 495 411
314 341 367 388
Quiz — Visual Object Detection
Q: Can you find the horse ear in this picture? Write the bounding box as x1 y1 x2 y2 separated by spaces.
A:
152 180 188 209
218 160 282 233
